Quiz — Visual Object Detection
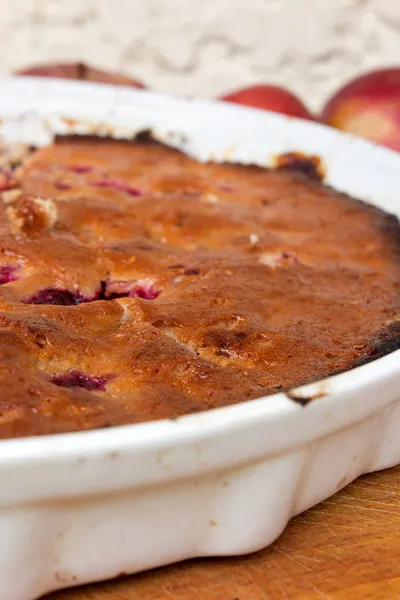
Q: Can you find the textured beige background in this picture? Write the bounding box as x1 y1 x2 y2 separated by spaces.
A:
4 0 399 111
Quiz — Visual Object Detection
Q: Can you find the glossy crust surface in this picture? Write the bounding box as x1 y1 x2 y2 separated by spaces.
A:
0 135 398 439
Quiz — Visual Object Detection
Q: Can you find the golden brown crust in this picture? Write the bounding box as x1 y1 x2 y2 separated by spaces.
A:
0 135 398 439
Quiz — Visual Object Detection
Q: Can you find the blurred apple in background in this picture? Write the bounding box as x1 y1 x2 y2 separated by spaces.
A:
16 62 145 89
321 68 400 152
220 85 315 121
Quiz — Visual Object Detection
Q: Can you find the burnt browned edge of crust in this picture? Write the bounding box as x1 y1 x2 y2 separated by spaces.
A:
348 322 400 370
274 151 325 182
55 132 325 180
51 132 395 226
55 129 171 148
286 322 400 407
51 132 400 399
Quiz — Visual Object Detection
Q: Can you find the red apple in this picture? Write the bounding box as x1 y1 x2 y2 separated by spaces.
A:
220 85 315 120
321 68 400 151
15 62 145 89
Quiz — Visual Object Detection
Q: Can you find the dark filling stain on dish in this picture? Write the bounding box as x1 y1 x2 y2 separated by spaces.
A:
286 389 327 407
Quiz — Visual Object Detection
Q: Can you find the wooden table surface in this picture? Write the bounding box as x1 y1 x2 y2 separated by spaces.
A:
47 465 400 600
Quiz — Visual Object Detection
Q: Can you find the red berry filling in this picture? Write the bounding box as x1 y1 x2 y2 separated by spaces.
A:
103 280 133 300
22 279 160 306
0 168 15 191
54 181 72 190
64 165 94 174
90 178 143 197
260 251 300 267
279 251 300 265
130 280 159 299
0 265 18 284
24 288 85 305
52 370 109 391
218 183 236 193
103 279 160 300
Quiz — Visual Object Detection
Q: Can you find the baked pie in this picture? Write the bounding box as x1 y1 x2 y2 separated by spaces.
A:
0 133 398 439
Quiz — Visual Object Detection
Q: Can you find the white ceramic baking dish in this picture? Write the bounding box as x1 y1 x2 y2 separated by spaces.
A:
0 77 399 600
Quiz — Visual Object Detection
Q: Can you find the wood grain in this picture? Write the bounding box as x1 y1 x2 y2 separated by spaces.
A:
46 466 400 600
